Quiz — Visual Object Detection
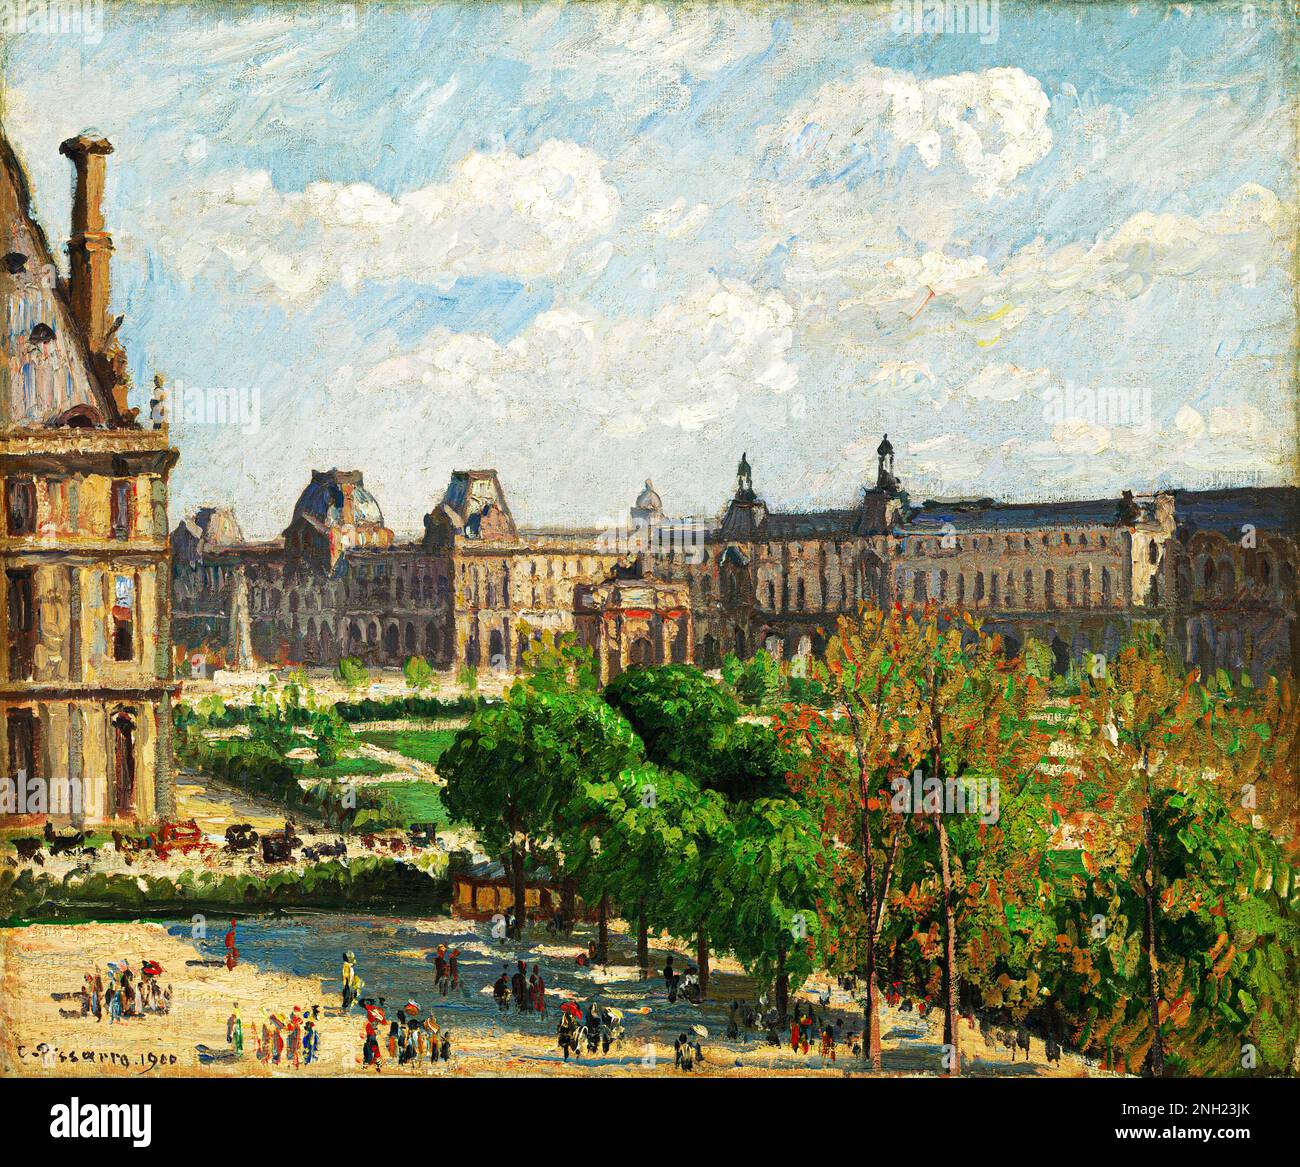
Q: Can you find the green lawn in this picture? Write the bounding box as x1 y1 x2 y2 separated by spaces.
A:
368 781 451 828
355 727 459 767
295 754 393 782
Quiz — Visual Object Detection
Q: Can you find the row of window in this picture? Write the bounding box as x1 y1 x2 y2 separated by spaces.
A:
4 569 137 680
4 476 136 540
898 566 1117 609
902 531 1112 556
4 706 139 815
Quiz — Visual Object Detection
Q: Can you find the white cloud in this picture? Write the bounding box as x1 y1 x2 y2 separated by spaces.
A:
954 183 1293 342
762 65 1053 201
358 276 797 438
947 363 1052 405
144 140 620 305
523 4 775 119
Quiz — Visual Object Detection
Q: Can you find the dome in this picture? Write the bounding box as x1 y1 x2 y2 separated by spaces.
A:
194 505 244 549
292 469 385 529
635 478 662 513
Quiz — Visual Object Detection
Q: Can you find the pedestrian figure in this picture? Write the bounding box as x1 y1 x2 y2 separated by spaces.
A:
224 918 239 971
303 1016 319 1065
449 948 461 992
512 960 529 1012
493 965 511 1013
288 1006 303 1068
663 956 679 1003
341 951 361 1009
227 1003 244 1057
434 945 449 995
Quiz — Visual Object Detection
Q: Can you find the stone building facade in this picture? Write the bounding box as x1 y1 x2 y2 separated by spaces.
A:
173 436 1297 684
1 131 177 828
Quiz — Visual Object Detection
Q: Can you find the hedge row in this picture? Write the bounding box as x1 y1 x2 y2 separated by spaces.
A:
0 856 448 923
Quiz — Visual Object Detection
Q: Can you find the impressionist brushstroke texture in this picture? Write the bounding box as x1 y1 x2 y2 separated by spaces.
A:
1 2 1294 536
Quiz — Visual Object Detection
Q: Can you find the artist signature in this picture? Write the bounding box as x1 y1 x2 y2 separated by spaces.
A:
15 1041 181 1072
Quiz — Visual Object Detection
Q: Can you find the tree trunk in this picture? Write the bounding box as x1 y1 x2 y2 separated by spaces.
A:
934 812 961 1076
696 928 710 999
775 939 789 1024
930 679 960 1076
1142 804 1166 1078
636 898 649 979
863 822 903 1071
597 894 610 965
510 844 527 937
560 876 577 932
863 945 883 1070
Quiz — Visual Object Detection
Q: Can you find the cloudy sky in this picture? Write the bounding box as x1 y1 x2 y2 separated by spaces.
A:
2 1 1295 538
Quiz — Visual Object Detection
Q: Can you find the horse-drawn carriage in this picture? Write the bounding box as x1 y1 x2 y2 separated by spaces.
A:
407 822 439 848
224 823 259 853
154 818 216 859
261 821 301 863
302 837 346 862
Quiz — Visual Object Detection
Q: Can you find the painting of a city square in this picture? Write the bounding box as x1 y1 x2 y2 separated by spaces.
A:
1 0 1297 1092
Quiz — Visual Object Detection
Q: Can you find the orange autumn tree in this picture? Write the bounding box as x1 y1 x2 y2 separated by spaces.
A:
779 603 1046 1075
777 604 924 1071
1065 637 1300 1076
898 607 1047 1075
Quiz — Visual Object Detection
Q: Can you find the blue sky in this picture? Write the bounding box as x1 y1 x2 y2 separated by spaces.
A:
2 1 1295 538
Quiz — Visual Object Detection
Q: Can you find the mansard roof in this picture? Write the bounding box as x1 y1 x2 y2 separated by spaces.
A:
904 496 1126 533
763 509 859 539
435 468 518 541
291 468 386 529
1171 486 1298 540
0 127 122 430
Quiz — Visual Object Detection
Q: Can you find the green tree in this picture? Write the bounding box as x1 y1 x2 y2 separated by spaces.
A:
336 656 369 693
562 761 724 976
403 655 434 691
708 796 828 1020
440 677 643 937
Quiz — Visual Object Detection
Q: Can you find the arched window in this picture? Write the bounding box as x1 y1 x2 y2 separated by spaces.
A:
796 578 806 610
1101 567 1113 605
913 572 927 603
1044 569 1055 608
974 572 985 603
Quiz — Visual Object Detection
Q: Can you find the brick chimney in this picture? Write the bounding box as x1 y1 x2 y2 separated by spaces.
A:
60 134 128 417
